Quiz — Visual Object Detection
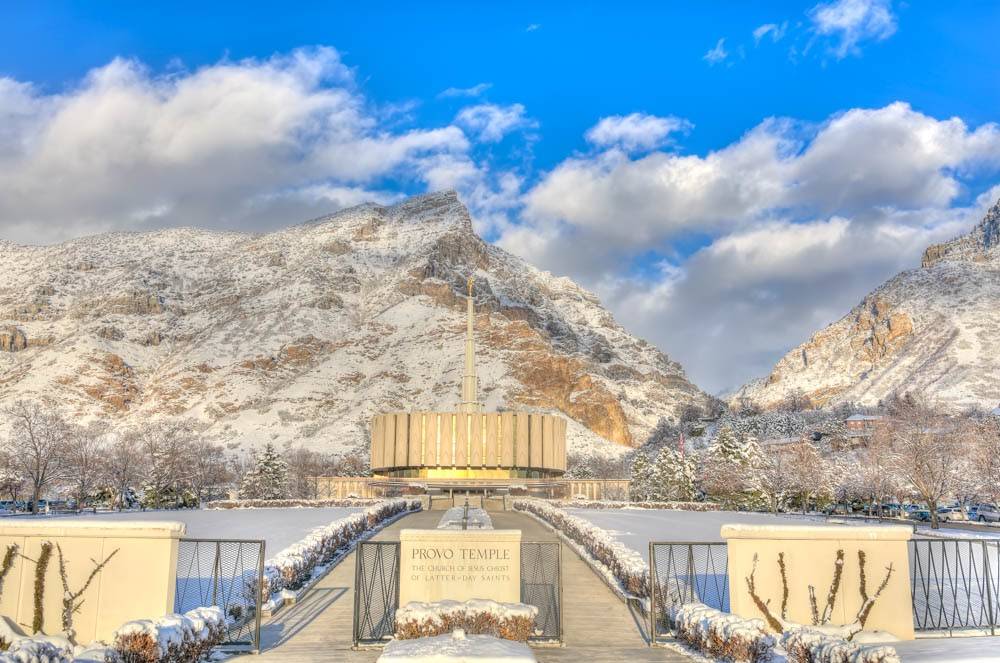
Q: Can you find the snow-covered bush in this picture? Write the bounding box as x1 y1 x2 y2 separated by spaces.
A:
513 499 648 597
206 497 383 509
554 500 720 511
255 498 420 601
0 638 74 663
782 628 900 663
395 600 538 642
673 602 775 663
111 606 225 663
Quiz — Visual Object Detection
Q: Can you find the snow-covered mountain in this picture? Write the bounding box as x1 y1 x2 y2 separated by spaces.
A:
735 198 1000 411
0 191 712 457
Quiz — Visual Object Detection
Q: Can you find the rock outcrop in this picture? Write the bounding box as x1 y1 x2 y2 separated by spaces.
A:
0 191 712 455
0 326 27 352
736 198 1000 411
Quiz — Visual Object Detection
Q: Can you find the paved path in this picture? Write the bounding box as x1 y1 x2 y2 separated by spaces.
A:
243 508 692 662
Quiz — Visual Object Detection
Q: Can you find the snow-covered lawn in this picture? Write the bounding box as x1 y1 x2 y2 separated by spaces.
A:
562 508 897 560
37 507 365 554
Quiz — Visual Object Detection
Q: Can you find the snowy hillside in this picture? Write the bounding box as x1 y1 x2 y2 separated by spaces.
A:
735 198 1000 411
0 191 711 457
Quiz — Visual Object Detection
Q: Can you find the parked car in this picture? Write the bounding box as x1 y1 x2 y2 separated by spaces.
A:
936 507 958 522
908 509 933 522
973 503 1000 523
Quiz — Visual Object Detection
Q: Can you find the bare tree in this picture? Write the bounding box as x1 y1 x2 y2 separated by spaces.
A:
138 421 197 508
785 442 829 514
855 428 900 517
970 416 1000 505
887 405 968 529
285 446 324 499
756 451 793 514
188 444 231 504
62 422 108 511
104 431 143 510
0 449 25 506
2 401 68 513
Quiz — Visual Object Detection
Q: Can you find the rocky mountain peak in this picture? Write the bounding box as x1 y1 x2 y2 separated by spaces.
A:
922 197 1000 267
0 191 712 456
737 197 1000 411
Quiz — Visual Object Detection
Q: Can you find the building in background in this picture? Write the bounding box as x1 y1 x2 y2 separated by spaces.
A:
312 278 628 499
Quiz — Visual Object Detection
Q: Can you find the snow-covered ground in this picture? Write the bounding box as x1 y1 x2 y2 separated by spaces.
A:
889 635 998 662
562 508 905 560
36 507 364 554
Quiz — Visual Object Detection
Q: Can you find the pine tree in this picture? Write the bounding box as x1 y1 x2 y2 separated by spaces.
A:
651 447 696 501
628 453 653 501
239 443 289 500
708 425 743 463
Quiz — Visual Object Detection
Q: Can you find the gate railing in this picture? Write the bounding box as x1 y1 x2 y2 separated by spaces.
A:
649 541 729 644
174 538 265 651
352 540 563 646
910 538 999 635
353 541 401 646
521 541 562 642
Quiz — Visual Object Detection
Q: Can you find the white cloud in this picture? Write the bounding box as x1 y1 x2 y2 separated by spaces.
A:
584 113 692 153
454 103 537 143
438 83 493 99
520 103 1000 254
526 23 541 32
703 38 729 65
592 203 984 394
809 0 897 58
0 47 487 242
501 103 1000 391
753 21 789 44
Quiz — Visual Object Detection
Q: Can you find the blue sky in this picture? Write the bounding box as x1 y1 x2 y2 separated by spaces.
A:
2 1 999 393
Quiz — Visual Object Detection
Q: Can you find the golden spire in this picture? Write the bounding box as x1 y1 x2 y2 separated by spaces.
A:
460 275 482 413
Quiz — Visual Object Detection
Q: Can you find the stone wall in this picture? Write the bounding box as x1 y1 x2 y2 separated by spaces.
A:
722 524 914 640
0 520 182 644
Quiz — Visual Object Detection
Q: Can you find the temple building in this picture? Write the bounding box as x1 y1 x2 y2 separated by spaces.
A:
314 278 629 500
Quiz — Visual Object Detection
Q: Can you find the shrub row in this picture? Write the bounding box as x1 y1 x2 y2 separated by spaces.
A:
557 500 721 511
206 497 381 509
257 498 421 600
111 606 226 663
512 499 648 598
395 599 538 642
673 602 775 663
782 628 901 663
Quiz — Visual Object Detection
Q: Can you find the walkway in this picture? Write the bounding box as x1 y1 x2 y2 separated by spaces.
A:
244 507 693 662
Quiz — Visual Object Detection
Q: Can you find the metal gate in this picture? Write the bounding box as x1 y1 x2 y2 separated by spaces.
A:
174 538 265 651
910 538 999 635
649 542 729 643
353 541 401 646
521 541 562 642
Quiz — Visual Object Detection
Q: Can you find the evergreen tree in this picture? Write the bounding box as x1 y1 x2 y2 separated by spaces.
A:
651 447 696 501
628 453 653 501
707 425 743 463
239 443 289 500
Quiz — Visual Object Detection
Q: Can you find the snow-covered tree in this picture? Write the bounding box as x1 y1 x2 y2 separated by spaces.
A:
240 443 289 500
755 451 792 514
650 447 696 501
785 442 831 514
62 422 107 510
629 453 653 501
2 401 68 513
707 425 742 462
